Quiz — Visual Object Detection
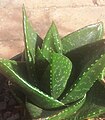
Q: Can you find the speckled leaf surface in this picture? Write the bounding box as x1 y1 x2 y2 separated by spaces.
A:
26 101 42 119
36 47 45 61
77 39 105 70
64 39 105 93
61 49 105 104
71 81 105 120
50 52 72 99
41 22 62 62
23 6 37 63
35 47 50 94
46 95 86 120
66 39 105 63
23 6 38 85
25 102 60 119
26 95 85 119
0 59 64 109
38 65 51 95
62 22 104 54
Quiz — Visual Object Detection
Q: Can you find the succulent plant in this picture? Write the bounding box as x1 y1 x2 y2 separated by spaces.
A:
0 6 105 120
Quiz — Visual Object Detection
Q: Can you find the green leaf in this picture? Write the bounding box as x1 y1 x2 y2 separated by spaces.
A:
0 59 64 109
26 101 42 119
41 22 62 62
64 39 105 93
50 52 72 99
66 39 105 68
36 47 45 61
27 95 85 120
35 47 50 94
38 65 51 95
46 95 86 120
62 22 104 54
61 46 105 104
72 81 105 120
23 6 38 85
26 101 59 119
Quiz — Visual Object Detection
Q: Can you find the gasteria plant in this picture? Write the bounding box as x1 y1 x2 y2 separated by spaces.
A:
0 6 105 120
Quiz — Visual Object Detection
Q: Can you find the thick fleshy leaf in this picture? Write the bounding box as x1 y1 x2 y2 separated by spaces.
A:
36 47 46 61
23 6 37 63
66 39 105 68
35 47 50 93
41 22 62 62
46 95 86 120
23 6 38 85
38 65 51 95
61 46 105 104
50 52 72 99
26 95 85 119
62 22 104 54
0 59 64 109
26 101 59 119
26 101 42 119
63 39 105 94
71 81 105 120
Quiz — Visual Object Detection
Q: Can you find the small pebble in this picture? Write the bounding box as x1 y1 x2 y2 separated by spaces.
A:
8 98 16 106
0 101 6 111
7 113 20 120
0 114 3 120
3 111 11 119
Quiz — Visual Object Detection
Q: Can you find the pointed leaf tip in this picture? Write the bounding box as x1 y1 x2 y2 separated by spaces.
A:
23 6 38 85
22 4 26 16
42 22 62 62
50 52 72 99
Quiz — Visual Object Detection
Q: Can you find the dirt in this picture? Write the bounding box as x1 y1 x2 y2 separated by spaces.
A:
0 74 31 120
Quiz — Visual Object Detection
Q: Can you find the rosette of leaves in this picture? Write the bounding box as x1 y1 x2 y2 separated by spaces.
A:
0 6 105 120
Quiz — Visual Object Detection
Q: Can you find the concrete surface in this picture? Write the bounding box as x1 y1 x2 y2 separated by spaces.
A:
0 0 105 58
